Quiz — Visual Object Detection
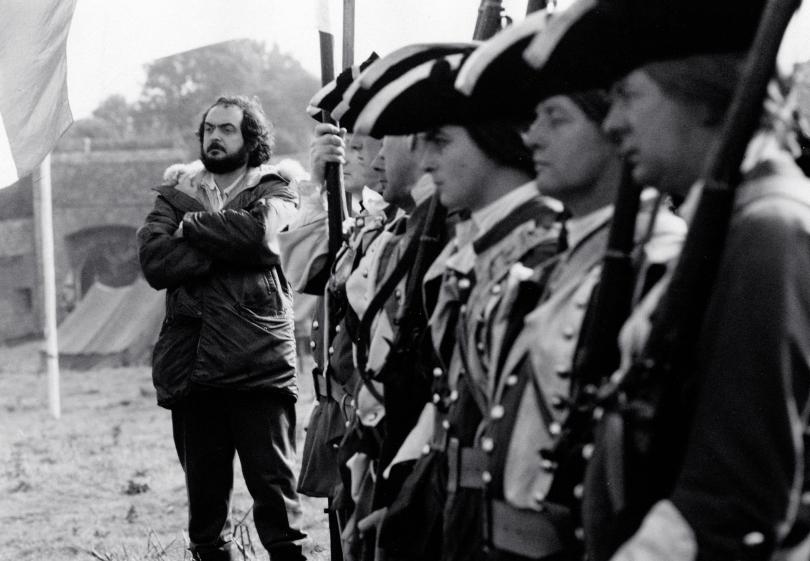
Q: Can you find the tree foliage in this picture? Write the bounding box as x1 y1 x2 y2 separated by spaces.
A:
66 40 319 157
132 39 319 155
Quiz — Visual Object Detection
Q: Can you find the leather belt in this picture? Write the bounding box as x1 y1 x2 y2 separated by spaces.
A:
446 438 486 492
490 499 568 559
314 372 348 404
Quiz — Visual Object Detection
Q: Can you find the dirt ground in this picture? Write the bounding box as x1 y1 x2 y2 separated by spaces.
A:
0 341 330 561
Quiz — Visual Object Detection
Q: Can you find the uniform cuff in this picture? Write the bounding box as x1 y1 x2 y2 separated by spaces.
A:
610 500 697 561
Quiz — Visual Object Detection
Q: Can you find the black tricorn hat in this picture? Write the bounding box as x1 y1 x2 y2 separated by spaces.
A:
457 0 768 111
455 9 552 116
352 44 482 137
306 51 380 125
332 42 477 132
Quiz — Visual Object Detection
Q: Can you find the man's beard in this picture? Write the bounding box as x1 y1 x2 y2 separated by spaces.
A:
200 143 250 174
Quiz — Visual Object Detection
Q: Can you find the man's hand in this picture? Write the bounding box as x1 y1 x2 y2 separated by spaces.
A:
310 123 346 185
173 212 194 238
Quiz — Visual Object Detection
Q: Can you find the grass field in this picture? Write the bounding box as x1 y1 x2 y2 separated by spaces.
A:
0 342 329 561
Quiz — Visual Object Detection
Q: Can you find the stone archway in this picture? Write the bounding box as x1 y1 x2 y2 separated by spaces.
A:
65 225 141 298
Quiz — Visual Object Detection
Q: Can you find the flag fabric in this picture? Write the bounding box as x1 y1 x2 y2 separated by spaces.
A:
0 0 77 188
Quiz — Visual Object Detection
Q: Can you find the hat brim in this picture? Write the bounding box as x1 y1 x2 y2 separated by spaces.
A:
457 0 767 116
333 43 477 131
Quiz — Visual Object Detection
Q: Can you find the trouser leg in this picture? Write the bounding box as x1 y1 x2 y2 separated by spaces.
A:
231 390 306 560
172 392 237 560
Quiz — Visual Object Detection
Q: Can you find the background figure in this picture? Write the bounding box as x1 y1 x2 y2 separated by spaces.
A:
137 95 307 561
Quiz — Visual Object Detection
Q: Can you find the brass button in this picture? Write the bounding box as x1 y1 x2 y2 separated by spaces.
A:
442 420 451 430
450 390 459 402
490 405 505 420
458 278 471 290
432 393 441 404
505 375 518 386
743 532 765 547
312 320 319 330
562 326 575 339
573 484 584 499
481 437 494 452
422 445 431 455
432 367 443 378
309 340 316 350
549 422 562 436
582 443 595 460
335 324 341 333
481 471 492 484
491 284 501 295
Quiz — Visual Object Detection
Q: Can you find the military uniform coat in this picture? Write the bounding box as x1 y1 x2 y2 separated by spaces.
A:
585 154 810 561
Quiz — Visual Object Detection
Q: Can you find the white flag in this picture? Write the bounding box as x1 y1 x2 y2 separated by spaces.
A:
0 0 77 188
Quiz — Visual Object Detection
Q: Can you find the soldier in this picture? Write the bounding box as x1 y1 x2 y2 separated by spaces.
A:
504 0 810 559
449 16 688 558
308 45 468 561
591 54 810 561
342 44 568 561
278 53 389 561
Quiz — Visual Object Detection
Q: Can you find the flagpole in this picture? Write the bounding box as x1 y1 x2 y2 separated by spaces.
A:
34 153 61 419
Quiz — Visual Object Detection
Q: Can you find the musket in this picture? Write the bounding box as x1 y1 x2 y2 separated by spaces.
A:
318 44 347 266
590 0 803 553
541 165 642 524
375 193 448 381
474 0 506 40
317 1 355 558
526 0 551 15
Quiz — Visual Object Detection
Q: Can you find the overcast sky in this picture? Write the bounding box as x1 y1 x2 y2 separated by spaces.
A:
65 0 810 119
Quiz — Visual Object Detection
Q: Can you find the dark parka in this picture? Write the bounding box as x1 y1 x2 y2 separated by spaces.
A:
137 165 299 408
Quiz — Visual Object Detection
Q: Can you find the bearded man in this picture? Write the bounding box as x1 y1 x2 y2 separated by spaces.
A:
138 95 307 561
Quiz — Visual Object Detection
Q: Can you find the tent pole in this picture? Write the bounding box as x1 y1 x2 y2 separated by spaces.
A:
35 153 61 419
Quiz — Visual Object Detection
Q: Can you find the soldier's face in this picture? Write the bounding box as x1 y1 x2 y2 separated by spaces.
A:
604 70 710 197
372 135 419 209
344 134 383 195
524 95 617 205
421 125 494 213
343 134 367 195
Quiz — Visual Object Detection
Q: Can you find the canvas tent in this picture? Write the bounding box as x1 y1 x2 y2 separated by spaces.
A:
57 277 164 369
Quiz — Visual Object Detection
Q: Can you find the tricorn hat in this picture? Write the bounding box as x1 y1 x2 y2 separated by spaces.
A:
352 43 480 137
332 43 477 132
306 51 380 126
457 0 768 113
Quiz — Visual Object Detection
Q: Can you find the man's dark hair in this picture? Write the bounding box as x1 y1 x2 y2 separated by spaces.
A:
197 95 275 167
465 120 535 177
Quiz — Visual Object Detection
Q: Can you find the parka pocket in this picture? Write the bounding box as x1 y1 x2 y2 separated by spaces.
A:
241 268 290 317
152 315 202 408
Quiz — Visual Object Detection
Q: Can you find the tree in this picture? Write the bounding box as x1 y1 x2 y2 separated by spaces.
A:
132 39 320 156
92 94 132 137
